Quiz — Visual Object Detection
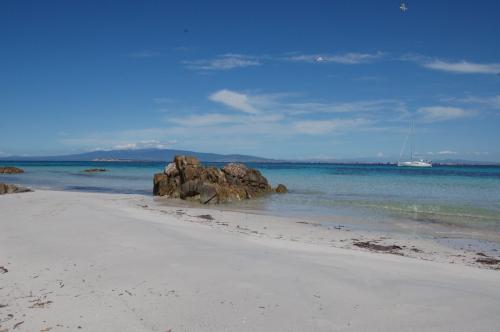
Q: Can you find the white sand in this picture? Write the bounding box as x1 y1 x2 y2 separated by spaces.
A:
1 190 499 331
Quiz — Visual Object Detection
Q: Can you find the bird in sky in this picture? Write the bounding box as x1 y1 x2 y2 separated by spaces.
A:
400 3 408 12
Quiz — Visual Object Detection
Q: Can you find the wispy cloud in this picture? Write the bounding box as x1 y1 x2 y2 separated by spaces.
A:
402 54 500 75
422 60 500 74
294 118 372 135
112 140 176 150
452 95 500 109
288 51 384 64
126 50 160 58
170 113 241 127
437 150 458 155
417 106 477 122
209 89 260 114
61 128 176 151
285 100 407 116
183 54 261 71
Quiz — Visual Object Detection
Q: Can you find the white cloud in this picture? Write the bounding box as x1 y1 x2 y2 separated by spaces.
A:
209 89 407 119
288 52 384 64
417 106 477 122
183 54 261 71
209 89 259 114
294 118 372 135
422 60 500 74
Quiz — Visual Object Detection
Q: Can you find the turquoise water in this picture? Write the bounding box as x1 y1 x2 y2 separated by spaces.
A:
2 161 500 236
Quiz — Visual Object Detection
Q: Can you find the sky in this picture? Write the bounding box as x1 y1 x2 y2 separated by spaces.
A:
1 0 500 161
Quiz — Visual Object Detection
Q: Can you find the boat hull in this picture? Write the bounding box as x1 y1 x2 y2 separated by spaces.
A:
397 161 432 167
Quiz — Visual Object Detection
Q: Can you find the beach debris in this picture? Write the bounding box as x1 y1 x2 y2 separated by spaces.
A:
0 304 7 308
296 221 320 226
0 183 32 195
0 266 8 273
29 299 53 308
13 321 24 329
1 313 14 324
0 166 24 174
475 254 500 265
197 214 214 221
353 241 403 253
154 156 277 204
82 168 107 173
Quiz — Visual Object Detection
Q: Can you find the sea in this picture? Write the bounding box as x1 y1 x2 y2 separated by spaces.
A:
2 161 500 249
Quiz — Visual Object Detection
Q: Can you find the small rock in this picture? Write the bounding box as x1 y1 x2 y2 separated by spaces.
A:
275 184 288 194
0 166 24 174
82 169 107 173
0 183 32 195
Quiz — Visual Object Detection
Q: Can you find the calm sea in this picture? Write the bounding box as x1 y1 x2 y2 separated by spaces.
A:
2 161 500 242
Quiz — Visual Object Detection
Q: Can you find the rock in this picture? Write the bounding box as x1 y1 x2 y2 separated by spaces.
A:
153 173 180 197
0 183 32 195
83 168 107 172
153 156 276 204
275 184 288 194
164 162 178 176
0 166 24 174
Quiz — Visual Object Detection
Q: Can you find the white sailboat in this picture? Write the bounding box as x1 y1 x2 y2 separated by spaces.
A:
397 121 432 167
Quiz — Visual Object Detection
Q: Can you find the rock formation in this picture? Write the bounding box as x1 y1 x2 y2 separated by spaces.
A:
0 167 24 174
153 156 285 204
0 183 32 195
83 169 107 173
275 184 288 194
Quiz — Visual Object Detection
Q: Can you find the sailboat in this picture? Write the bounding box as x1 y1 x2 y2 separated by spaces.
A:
397 121 432 167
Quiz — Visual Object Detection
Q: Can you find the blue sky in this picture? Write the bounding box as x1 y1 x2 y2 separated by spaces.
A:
1 0 500 161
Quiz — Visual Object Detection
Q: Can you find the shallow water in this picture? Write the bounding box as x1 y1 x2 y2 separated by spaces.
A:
2 161 500 241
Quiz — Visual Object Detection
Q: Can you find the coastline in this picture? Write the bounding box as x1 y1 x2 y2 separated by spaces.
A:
1 190 499 331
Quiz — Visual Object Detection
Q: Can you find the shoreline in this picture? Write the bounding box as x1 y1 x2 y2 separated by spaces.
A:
1 190 500 331
4 185 500 258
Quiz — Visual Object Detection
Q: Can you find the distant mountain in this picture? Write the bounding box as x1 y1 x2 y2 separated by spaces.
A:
0 148 276 163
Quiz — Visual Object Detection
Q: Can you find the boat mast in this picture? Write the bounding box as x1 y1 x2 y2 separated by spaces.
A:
398 121 411 164
410 121 414 161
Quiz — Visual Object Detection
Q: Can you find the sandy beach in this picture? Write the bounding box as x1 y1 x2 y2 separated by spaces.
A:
1 190 500 331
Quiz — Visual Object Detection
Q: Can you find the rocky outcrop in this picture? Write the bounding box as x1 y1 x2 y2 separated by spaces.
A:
0 167 24 174
153 156 281 204
0 183 32 195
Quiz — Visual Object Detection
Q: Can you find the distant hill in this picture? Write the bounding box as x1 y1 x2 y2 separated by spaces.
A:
0 148 275 163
